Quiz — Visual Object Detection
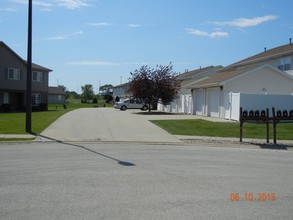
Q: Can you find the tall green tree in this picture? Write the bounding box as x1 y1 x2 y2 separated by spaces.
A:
58 85 69 99
81 84 94 103
129 63 180 111
99 84 113 95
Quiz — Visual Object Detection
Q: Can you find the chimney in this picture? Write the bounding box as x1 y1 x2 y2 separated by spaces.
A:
290 38 292 46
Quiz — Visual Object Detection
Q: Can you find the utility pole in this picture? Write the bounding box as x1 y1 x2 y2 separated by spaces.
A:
26 0 32 133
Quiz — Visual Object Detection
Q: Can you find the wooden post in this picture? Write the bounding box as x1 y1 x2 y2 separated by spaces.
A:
266 108 269 143
272 107 277 144
240 107 243 142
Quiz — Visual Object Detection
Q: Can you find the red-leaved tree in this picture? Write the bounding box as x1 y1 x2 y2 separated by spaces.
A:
129 63 180 111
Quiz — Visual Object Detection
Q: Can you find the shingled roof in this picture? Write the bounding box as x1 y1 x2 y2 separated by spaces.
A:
48 87 66 95
227 42 293 69
177 65 223 87
186 65 293 89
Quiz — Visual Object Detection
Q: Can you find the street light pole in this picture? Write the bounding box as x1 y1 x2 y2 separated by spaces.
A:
26 0 32 133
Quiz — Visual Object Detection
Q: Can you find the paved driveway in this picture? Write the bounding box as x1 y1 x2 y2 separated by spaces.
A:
39 108 184 143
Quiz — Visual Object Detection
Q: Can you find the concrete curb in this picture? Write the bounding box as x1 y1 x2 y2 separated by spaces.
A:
176 135 293 147
0 134 36 139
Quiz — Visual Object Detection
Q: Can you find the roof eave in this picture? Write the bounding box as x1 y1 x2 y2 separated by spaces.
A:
187 82 220 89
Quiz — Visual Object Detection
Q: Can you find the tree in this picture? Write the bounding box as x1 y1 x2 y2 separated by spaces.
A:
99 84 113 103
99 84 113 95
67 91 80 99
129 63 180 111
81 84 94 103
58 85 67 92
58 85 69 99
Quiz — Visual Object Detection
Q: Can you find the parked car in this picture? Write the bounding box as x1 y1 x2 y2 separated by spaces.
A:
114 99 148 111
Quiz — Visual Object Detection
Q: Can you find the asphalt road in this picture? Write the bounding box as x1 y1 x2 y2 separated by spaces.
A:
0 141 292 220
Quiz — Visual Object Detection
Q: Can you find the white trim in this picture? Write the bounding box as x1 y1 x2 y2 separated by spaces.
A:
8 68 20 80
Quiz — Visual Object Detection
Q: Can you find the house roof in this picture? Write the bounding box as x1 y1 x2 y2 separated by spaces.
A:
0 41 52 72
113 82 130 89
177 65 223 87
176 66 219 80
48 87 66 95
187 65 293 89
226 42 293 69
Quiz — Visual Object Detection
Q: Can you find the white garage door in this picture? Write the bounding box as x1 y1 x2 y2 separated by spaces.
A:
208 88 220 117
195 90 204 115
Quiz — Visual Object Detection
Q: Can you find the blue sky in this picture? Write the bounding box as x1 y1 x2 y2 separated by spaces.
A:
1 0 293 92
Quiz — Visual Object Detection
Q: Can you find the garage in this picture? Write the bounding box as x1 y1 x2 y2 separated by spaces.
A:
207 88 220 117
194 89 205 115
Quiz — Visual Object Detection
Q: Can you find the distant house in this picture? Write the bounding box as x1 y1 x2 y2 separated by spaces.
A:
0 41 52 112
48 87 66 104
112 82 130 101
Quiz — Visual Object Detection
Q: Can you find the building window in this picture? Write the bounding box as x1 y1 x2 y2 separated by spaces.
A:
33 71 44 82
32 93 42 105
278 57 291 71
8 68 20 80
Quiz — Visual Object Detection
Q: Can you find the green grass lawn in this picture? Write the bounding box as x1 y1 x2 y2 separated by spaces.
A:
0 101 113 135
151 119 293 140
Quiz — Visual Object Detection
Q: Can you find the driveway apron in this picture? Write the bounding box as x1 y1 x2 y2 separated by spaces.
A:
39 108 182 143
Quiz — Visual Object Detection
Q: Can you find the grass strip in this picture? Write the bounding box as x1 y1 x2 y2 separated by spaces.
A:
0 102 113 135
151 119 293 140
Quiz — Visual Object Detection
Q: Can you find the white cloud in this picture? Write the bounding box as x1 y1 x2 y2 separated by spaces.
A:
128 24 141 28
56 0 92 10
12 0 28 4
210 31 229 38
86 22 113 27
186 29 209 37
210 15 278 28
34 1 54 7
185 28 229 38
0 7 17 12
45 36 67 40
66 60 119 66
44 30 83 40
12 0 92 10
12 0 53 7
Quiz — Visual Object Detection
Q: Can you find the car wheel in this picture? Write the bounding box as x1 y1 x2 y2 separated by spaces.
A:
120 105 127 111
141 105 148 111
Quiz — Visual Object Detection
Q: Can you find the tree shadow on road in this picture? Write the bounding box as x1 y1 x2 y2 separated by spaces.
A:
36 134 136 167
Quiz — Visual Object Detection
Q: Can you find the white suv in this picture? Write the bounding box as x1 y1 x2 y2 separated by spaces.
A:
114 99 148 111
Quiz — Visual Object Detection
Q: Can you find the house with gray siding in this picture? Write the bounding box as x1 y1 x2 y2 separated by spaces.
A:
48 87 66 104
0 41 52 112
